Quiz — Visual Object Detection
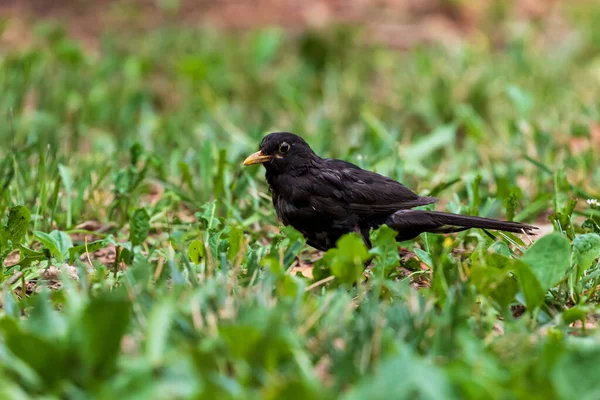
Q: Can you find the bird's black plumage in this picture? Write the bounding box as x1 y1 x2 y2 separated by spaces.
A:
243 132 537 251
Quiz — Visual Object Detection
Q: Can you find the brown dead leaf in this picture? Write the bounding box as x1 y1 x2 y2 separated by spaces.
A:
493 323 505 336
75 220 103 231
289 265 314 279
288 250 324 280
397 266 431 289
333 338 346 351
314 356 333 386
120 334 140 355
3 250 20 267
0 15 34 50
176 209 197 224
511 304 526 319
142 181 164 206
40 265 79 281
22 88 38 115
570 319 598 331
591 123 600 148
569 123 600 155
569 313 599 334
81 242 117 266
72 220 116 243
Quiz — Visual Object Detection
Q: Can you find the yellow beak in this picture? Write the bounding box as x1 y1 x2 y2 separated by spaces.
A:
243 151 273 166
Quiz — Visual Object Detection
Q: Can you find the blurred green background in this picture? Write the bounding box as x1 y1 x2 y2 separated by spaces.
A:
1 1 600 399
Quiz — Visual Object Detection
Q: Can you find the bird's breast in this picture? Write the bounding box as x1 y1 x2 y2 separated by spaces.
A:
274 195 297 223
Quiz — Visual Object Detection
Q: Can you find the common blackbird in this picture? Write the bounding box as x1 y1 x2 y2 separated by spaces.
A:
243 132 537 251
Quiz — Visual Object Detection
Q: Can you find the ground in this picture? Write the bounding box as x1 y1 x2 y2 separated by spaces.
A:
2 0 573 50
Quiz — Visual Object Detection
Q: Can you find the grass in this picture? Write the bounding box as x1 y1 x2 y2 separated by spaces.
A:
1 5 600 399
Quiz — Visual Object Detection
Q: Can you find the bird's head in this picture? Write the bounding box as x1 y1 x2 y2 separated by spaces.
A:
243 132 316 173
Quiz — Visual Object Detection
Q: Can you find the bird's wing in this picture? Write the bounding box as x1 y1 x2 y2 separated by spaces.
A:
304 159 437 217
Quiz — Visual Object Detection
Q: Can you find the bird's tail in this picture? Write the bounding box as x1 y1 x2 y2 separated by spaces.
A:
386 210 537 241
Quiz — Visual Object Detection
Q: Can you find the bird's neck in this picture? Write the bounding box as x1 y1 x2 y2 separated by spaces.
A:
264 156 319 194
265 169 288 191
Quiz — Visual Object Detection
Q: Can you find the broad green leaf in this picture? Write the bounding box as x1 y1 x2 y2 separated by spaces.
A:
34 230 73 263
6 205 31 244
562 306 587 325
263 378 326 400
572 233 600 273
489 241 512 257
113 169 129 194
188 239 204 264
227 225 244 262
320 233 369 285
146 301 174 365
219 324 263 358
130 208 150 246
207 229 223 260
344 351 457 400
68 238 111 263
177 54 208 80
414 248 433 269
521 233 571 291
0 317 67 389
17 244 45 267
515 261 545 310
281 225 306 268
582 218 600 234
168 257 186 285
369 225 400 275
2 291 19 318
263 254 283 276
118 246 133 265
24 288 67 341
553 345 600 400
52 230 74 261
198 201 220 231
470 252 519 313
78 294 131 382
276 274 303 299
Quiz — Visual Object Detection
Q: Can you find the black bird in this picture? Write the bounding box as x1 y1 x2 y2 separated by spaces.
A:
243 132 537 251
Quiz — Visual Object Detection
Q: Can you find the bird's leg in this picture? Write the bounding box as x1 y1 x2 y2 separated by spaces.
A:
352 225 375 281
357 225 375 271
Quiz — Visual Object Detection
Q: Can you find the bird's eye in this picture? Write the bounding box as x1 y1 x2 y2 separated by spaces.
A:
279 142 290 153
